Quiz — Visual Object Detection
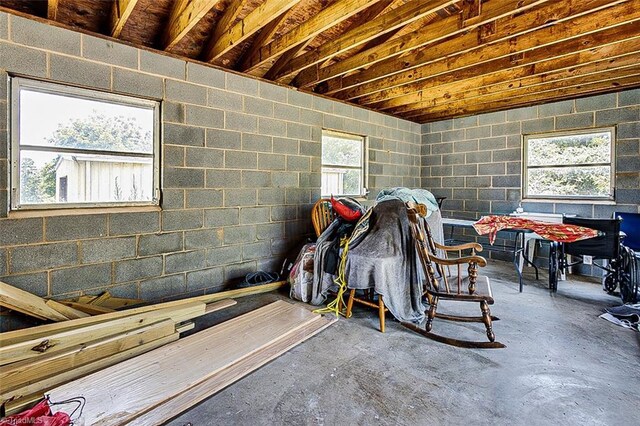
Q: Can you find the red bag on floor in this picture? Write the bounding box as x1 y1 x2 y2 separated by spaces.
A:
0 399 70 426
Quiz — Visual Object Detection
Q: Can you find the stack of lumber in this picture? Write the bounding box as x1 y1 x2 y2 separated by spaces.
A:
0 280 288 417
47 300 336 425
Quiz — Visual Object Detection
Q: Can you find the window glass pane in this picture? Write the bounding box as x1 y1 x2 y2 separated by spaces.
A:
20 150 153 205
527 131 611 167
321 135 362 167
527 166 611 198
19 89 154 154
321 167 362 196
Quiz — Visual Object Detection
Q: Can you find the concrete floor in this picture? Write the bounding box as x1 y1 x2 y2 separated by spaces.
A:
169 261 640 426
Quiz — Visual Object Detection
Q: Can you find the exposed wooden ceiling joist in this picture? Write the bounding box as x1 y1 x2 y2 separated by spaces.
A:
162 0 224 50
203 0 302 62
294 0 547 89
386 36 640 116
332 0 639 103
111 0 140 38
2 0 639 123
241 0 383 75
47 0 59 20
270 0 460 82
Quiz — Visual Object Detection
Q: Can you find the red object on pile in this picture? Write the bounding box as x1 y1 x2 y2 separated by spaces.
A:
0 399 70 426
473 215 599 245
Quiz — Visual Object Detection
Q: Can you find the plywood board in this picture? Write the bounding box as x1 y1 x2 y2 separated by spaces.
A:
0 302 204 365
129 314 337 425
47 301 322 425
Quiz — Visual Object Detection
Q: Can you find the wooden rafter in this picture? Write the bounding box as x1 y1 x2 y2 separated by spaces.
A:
412 72 640 123
203 0 302 62
270 0 460 82
377 28 640 113
401 52 640 118
264 0 396 82
47 0 59 20
242 0 383 75
110 0 140 38
294 0 548 89
237 10 294 73
162 0 225 50
330 0 639 101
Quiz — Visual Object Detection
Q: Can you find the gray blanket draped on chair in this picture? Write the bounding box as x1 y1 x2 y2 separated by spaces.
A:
344 199 433 323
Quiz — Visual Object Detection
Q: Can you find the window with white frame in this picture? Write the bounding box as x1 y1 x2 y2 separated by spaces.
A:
321 130 366 197
10 77 160 210
523 127 615 200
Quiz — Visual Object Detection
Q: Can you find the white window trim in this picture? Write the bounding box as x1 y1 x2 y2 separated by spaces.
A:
522 127 616 201
9 77 161 211
321 129 368 198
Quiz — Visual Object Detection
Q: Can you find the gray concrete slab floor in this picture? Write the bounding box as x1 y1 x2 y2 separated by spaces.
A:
169 260 640 426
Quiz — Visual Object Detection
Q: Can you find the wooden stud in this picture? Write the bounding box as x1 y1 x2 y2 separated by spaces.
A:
57 300 115 315
44 300 90 320
0 281 69 322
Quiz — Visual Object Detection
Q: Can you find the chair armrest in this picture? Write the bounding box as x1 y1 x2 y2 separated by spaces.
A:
434 241 484 253
428 253 488 267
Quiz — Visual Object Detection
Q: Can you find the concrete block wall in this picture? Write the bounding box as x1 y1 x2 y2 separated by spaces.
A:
421 90 640 264
0 12 421 311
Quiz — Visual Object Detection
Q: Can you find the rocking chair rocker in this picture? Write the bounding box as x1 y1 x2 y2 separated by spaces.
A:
404 203 505 348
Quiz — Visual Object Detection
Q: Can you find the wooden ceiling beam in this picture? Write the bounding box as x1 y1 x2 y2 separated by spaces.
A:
331 0 640 101
162 0 225 50
236 10 294 74
269 0 460 82
47 0 59 20
203 0 302 62
381 35 640 114
411 72 640 123
110 0 140 38
242 0 383 75
401 52 640 118
294 0 548 89
356 21 640 109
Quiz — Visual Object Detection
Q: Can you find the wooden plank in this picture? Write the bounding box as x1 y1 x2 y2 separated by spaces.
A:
238 10 294 74
88 291 111 306
44 300 90 320
294 0 548 88
0 281 69 322
3 392 43 416
110 0 140 38
47 301 324 424
0 281 283 347
76 295 144 309
58 300 115 315
324 0 634 98
175 320 195 333
355 19 640 106
384 36 640 114
163 0 224 50
203 0 302 62
0 319 175 393
272 0 459 82
128 314 337 425
0 332 180 407
242 0 381 74
47 0 59 20
0 302 204 366
0 333 178 409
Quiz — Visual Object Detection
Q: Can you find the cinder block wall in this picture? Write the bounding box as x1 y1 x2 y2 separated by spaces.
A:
421 90 640 265
0 12 421 308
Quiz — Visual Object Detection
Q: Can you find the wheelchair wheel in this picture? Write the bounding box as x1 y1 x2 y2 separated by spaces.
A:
603 274 617 293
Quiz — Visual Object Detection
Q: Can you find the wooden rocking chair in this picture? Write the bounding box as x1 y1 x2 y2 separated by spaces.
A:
404 203 505 348
311 198 338 237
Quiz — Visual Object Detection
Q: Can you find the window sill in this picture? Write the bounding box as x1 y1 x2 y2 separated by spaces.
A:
523 198 617 205
7 205 161 219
